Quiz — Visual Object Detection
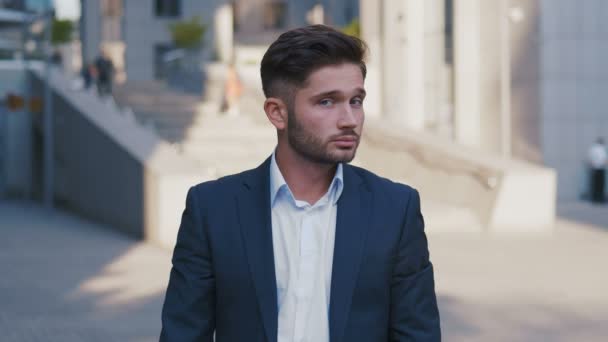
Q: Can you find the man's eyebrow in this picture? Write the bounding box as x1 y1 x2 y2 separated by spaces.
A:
311 88 367 98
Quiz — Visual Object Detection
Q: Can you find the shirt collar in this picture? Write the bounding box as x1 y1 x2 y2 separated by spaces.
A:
270 151 344 207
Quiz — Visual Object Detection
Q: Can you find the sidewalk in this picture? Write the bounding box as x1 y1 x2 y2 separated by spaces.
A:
0 200 171 341
1 199 607 341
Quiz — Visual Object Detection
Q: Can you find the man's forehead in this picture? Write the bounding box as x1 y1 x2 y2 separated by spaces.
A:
302 64 365 93
307 63 363 79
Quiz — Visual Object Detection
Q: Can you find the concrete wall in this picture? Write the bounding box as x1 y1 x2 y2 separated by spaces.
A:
29 68 210 248
0 61 32 198
540 0 608 200
357 118 556 233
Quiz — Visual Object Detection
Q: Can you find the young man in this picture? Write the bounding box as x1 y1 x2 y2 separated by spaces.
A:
161 25 441 342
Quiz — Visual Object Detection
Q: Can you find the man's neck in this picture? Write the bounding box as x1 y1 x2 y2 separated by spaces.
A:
275 145 337 204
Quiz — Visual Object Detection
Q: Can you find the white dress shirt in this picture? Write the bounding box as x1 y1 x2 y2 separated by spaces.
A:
269 152 344 342
588 143 607 169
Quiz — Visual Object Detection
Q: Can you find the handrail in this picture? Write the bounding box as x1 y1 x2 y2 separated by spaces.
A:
363 127 502 191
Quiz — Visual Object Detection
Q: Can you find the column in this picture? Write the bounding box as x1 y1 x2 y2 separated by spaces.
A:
453 0 482 148
360 0 382 119
405 0 425 130
215 4 234 63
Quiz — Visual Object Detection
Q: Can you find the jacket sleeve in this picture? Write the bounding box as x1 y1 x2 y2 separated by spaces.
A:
160 186 215 341
390 189 441 341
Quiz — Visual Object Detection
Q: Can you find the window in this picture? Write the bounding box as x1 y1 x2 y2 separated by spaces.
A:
0 0 25 11
444 0 453 65
156 0 181 18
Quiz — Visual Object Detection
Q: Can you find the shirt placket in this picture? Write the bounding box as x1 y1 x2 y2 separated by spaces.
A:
293 207 317 341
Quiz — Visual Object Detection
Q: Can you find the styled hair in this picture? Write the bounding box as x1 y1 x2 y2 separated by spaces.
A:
260 25 368 101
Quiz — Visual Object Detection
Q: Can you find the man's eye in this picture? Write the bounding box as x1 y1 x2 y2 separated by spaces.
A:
319 99 334 106
351 97 364 106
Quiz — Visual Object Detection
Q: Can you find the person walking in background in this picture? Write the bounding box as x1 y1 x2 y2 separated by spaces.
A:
80 62 95 90
221 62 243 117
588 137 607 204
50 50 63 67
95 50 114 97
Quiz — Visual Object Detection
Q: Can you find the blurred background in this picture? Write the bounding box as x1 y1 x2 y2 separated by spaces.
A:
1 0 607 341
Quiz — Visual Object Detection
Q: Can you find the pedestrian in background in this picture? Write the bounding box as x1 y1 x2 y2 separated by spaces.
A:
80 62 95 90
220 62 243 117
588 137 607 203
95 50 114 97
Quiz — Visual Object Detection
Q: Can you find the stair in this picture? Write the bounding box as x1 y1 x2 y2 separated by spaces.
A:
112 66 485 232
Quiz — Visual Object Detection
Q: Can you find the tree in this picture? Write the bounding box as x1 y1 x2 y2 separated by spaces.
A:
168 16 207 49
51 19 73 45
341 18 360 39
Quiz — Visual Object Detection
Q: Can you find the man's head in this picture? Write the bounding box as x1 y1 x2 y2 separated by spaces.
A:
261 25 368 165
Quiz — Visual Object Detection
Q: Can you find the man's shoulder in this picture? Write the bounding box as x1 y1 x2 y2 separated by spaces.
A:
190 169 253 196
346 164 417 197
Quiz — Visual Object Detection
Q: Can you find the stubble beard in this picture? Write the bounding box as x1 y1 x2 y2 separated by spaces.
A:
286 108 359 165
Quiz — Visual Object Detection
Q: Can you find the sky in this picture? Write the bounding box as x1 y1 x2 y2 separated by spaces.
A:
53 0 79 20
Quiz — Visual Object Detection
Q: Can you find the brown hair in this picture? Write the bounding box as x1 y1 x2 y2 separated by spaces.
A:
260 25 367 101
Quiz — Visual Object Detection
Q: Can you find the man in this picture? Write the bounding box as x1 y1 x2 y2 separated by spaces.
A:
588 137 607 203
161 25 441 341
95 49 114 97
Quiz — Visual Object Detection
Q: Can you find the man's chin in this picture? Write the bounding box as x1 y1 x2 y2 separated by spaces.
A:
329 150 357 164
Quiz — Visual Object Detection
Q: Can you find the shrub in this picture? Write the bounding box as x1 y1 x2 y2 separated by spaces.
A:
169 16 207 49
51 19 73 45
341 18 360 39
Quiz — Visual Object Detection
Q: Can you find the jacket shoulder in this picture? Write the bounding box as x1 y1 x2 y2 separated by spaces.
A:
348 164 418 199
188 168 254 201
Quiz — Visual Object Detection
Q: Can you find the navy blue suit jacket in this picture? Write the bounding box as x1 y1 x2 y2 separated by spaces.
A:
161 158 440 341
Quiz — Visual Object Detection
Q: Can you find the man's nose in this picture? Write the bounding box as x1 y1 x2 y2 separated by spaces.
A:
338 104 358 128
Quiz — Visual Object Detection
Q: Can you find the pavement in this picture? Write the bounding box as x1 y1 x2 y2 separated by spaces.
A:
1 199 607 341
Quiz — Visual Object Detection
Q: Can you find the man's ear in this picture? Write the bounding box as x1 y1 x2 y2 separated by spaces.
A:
264 97 288 130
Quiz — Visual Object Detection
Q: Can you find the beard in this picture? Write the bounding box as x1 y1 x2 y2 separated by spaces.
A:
286 107 360 165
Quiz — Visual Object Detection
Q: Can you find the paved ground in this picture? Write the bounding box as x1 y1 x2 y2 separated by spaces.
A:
1 199 607 341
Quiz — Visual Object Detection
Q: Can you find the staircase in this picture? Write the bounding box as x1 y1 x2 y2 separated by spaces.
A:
113 79 276 178
113 62 486 233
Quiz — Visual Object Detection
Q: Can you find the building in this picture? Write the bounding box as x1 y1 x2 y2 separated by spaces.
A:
80 0 358 82
0 5 28 58
361 0 608 201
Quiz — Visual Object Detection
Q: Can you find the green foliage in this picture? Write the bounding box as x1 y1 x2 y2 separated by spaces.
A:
169 16 207 49
51 19 73 45
341 18 360 39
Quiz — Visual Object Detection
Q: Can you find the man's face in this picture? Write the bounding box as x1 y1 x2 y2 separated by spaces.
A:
286 63 366 165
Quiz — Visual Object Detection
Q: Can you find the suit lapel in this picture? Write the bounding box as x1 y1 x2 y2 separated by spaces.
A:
237 158 278 342
329 165 372 342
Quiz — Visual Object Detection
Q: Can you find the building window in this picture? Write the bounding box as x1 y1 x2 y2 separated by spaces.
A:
156 0 181 18
0 0 26 11
264 1 287 29
444 0 453 65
